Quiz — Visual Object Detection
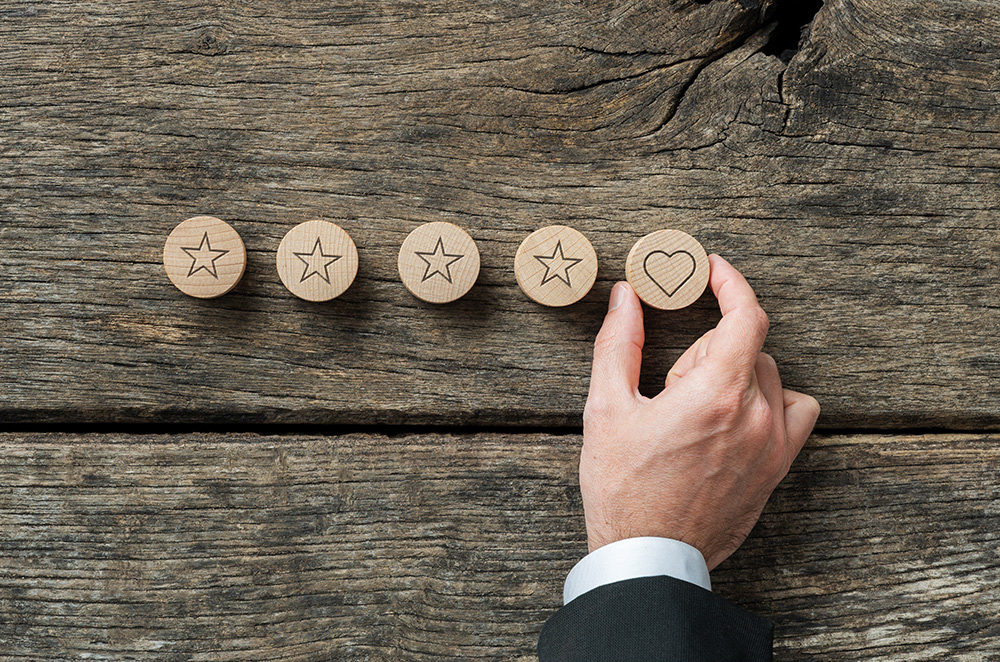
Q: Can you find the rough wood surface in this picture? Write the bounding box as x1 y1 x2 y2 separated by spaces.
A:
3 0 999 427
0 431 996 660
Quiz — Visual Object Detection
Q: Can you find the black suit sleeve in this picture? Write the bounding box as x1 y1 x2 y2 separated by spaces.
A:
537 576 773 662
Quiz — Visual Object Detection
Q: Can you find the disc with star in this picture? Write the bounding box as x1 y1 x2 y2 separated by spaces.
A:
276 220 359 302
398 222 480 304
514 225 598 307
163 216 247 298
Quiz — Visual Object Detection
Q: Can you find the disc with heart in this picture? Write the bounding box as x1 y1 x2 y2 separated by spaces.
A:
625 229 709 310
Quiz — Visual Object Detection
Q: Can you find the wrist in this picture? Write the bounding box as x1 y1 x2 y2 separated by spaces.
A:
586 523 706 557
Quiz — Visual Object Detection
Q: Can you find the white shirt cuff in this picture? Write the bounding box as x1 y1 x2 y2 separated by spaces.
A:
563 536 711 605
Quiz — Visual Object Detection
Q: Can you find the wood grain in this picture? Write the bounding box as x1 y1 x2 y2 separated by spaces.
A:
0 431 996 661
2 0 999 426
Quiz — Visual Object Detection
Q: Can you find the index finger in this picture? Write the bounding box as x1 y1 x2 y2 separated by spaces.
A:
705 254 769 377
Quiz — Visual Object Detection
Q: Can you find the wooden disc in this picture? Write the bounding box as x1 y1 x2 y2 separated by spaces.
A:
625 229 709 310
276 220 359 302
514 225 598 307
398 222 480 304
163 216 246 299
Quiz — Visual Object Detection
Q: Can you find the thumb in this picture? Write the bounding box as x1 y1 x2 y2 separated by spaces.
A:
783 389 820 462
589 282 645 404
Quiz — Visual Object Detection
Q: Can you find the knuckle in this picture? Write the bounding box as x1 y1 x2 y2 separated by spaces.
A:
592 327 619 356
706 386 745 422
593 324 642 357
748 306 770 336
749 402 773 438
583 394 615 427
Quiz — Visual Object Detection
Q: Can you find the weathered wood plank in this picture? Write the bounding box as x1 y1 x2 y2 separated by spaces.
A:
0 431 996 660
2 0 999 427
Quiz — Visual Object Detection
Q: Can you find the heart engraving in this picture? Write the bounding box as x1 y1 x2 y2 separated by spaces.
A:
643 250 696 297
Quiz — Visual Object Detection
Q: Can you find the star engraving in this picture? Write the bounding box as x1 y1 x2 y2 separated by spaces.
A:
294 237 342 284
181 232 229 278
534 240 583 287
416 236 464 283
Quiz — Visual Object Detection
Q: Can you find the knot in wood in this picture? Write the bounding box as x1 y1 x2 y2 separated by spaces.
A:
187 26 232 56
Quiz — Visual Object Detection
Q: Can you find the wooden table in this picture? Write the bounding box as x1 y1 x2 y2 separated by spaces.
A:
2 0 998 659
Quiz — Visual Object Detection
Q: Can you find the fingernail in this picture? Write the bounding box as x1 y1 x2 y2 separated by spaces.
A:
609 282 627 312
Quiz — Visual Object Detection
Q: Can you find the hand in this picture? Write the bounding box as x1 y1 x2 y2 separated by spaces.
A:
580 254 819 570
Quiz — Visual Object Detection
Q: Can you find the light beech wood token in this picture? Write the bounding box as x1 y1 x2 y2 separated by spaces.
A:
398 222 480 304
514 225 598 307
163 216 246 298
276 220 359 302
626 229 709 310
